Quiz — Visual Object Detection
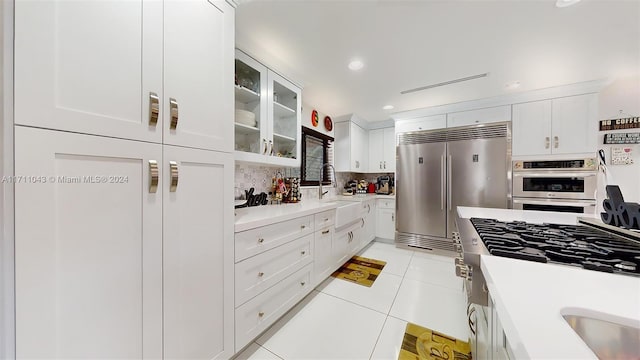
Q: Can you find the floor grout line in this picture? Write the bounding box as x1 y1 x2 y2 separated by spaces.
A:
256 342 285 360
368 315 390 360
315 288 392 317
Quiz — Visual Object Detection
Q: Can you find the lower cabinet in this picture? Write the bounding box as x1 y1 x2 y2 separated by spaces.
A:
314 211 335 285
363 199 376 247
333 221 361 268
469 296 515 360
14 126 234 359
376 199 396 240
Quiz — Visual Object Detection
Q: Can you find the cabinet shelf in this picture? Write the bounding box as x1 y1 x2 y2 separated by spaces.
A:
235 85 260 104
274 101 296 118
273 133 295 142
235 122 260 136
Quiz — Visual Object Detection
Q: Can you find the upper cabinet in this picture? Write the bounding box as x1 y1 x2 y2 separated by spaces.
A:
513 93 597 156
395 114 446 133
15 0 234 153
234 50 301 167
335 121 368 172
446 106 511 128
368 127 396 172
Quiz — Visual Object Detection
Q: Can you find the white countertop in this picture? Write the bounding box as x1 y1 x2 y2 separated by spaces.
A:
482 256 640 359
457 206 595 225
458 206 640 359
235 194 395 232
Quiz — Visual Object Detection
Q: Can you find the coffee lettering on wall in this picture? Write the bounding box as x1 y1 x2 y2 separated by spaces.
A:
600 117 640 131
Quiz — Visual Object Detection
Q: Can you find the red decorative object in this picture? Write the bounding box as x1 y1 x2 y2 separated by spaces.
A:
311 110 319 127
324 116 333 131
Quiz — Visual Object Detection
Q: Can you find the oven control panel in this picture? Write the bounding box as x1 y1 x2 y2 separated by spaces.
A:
513 158 597 171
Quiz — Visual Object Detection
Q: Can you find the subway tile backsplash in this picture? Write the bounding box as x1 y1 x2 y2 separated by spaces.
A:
234 163 393 200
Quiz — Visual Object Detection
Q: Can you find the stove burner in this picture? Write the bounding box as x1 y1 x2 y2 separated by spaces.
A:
470 218 640 276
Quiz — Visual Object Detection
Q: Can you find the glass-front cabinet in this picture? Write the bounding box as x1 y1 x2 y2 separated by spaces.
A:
234 50 301 166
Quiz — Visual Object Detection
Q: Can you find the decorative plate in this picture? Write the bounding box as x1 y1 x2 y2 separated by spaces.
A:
311 110 319 127
324 116 333 131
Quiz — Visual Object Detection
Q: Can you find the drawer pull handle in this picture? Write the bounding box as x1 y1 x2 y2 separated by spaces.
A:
258 238 264 244
169 161 179 192
300 282 306 286
301 225 306 229
301 251 306 255
258 312 264 318
148 160 159 193
324 218 329 222
169 97 179 130
258 272 264 277
322 229 330 234
149 92 159 126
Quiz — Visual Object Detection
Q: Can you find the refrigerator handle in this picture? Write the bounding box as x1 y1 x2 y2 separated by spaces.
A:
440 155 445 210
447 155 452 211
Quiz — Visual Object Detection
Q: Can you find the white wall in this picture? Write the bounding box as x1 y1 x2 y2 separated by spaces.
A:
301 102 334 137
597 75 640 210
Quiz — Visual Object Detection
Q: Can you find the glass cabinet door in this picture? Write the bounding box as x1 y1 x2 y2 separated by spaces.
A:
268 71 301 161
234 50 267 155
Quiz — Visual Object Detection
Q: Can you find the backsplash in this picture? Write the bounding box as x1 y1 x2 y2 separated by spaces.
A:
234 163 393 201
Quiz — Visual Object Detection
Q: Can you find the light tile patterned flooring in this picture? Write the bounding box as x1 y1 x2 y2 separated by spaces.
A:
235 241 468 360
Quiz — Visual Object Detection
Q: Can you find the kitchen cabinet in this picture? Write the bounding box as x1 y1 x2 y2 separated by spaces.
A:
335 121 369 172
363 200 376 246
368 127 396 172
15 0 234 153
314 210 336 285
234 50 302 167
376 199 396 240
512 93 597 156
333 221 361 268
446 106 511 128
395 114 446 133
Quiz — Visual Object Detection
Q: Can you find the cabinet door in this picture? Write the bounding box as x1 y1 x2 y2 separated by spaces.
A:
333 228 352 267
234 50 268 156
314 227 334 284
446 105 511 128
351 122 368 171
334 122 351 171
267 71 302 166
365 201 376 244
376 208 396 240
164 0 234 152
395 114 446 133
14 127 162 359
15 0 163 143
512 100 552 156
383 127 396 172
368 129 384 171
163 145 233 360
551 94 598 155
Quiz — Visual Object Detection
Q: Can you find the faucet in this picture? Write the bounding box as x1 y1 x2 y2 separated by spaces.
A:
319 163 336 200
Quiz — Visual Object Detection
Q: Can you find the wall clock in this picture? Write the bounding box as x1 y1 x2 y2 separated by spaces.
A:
311 110 319 127
324 116 333 131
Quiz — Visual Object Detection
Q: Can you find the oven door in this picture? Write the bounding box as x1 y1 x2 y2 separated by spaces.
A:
513 197 596 214
513 172 597 200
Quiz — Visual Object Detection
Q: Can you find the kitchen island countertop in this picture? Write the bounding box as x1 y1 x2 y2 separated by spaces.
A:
458 206 640 359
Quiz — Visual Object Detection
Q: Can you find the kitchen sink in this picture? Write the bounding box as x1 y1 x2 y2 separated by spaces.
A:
333 200 363 229
562 308 640 359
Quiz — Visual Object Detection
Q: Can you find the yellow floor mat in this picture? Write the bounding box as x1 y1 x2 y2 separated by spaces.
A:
331 256 386 287
398 322 472 360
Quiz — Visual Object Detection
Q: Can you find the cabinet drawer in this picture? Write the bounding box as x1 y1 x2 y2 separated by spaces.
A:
314 210 335 229
235 234 313 306
235 215 314 262
235 263 313 351
376 199 395 209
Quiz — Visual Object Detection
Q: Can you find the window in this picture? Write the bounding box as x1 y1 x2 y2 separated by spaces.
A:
300 126 334 186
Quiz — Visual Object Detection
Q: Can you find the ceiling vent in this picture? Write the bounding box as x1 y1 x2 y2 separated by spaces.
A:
400 72 489 95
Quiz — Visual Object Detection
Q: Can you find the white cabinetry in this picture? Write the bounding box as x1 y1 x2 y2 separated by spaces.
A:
368 128 396 172
16 0 234 153
512 94 597 156
314 210 335 285
335 121 369 172
446 106 511 128
376 199 396 240
395 114 446 133
333 221 361 268
363 200 376 246
234 51 301 166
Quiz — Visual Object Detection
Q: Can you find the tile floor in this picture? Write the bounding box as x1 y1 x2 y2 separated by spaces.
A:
235 241 468 360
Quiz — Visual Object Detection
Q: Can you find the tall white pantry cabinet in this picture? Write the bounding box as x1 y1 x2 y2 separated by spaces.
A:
12 1 236 359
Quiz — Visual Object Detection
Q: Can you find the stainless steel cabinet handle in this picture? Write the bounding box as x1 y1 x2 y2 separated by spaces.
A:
258 238 264 244
301 251 306 255
322 229 330 234
391 212 395 222
447 155 452 211
355 160 359 169
545 136 550 149
367 204 371 213
301 225 306 230
262 139 268 154
169 98 179 130
380 161 383 170
269 140 274 156
149 92 159 126
361 218 365 228
384 161 386 169
169 161 178 192
440 156 445 210
148 160 159 193
554 136 559 149
258 272 264 277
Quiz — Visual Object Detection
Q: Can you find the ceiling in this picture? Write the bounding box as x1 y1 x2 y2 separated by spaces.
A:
235 0 640 122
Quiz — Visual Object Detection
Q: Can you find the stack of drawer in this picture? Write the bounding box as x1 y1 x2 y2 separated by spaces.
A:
233 215 315 351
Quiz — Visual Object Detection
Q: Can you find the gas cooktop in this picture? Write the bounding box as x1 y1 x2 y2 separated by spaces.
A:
470 218 640 276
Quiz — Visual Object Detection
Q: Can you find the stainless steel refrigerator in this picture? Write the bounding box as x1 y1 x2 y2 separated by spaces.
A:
395 122 511 253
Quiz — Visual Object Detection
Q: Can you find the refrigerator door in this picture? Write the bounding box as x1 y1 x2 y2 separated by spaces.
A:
446 136 509 236
397 142 447 239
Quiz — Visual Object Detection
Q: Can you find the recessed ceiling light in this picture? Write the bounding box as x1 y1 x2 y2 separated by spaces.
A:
382 105 394 110
505 81 521 90
556 0 581 8
348 60 364 71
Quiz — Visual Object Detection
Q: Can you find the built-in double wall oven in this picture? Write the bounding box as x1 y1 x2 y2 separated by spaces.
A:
512 158 598 214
